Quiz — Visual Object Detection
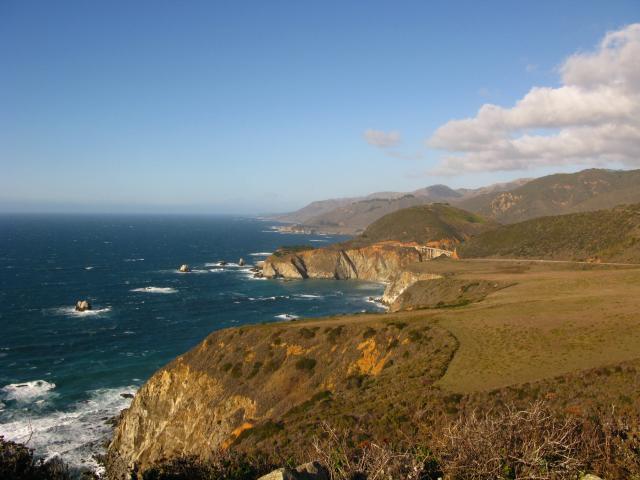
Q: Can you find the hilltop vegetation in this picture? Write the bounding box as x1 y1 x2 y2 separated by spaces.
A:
458 168 640 224
344 203 496 248
303 194 457 235
460 203 640 263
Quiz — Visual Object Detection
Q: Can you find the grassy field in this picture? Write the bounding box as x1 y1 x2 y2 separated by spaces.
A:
424 261 640 391
291 259 640 393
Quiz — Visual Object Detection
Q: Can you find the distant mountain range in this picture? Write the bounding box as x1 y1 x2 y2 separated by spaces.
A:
271 179 529 234
271 169 640 233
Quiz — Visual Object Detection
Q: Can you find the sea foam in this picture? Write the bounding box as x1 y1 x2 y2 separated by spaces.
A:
274 313 299 320
53 307 112 318
1 380 56 403
0 386 137 474
131 287 177 294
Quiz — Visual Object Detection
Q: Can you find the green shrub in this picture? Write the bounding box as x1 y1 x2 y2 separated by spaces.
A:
230 363 243 378
325 325 344 343
388 321 408 330
346 374 366 389
408 330 423 342
263 357 284 374
143 452 275 480
273 246 315 257
298 328 316 339
362 327 376 339
295 357 317 372
247 361 263 379
235 421 284 444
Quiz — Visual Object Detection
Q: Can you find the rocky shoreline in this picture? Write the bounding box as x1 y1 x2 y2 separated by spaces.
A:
259 242 448 307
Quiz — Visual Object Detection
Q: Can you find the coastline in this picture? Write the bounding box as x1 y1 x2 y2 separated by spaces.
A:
0 216 387 476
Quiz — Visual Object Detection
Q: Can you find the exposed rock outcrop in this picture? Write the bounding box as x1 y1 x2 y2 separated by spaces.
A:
262 243 456 309
258 461 329 480
178 264 190 273
262 243 426 282
382 270 443 305
75 300 91 312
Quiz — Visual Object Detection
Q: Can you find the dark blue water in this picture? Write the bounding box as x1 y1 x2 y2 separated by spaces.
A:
0 215 384 472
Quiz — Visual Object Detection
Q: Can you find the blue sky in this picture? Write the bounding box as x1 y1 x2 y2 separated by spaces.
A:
1 1 638 213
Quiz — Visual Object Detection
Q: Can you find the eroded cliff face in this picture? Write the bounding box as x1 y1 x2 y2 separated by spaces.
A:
262 243 453 307
381 270 443 305
107 319 458 478
261 243 427 282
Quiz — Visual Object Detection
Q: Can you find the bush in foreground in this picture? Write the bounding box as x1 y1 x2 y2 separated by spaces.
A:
140 451 276 480
311 401 640 480
0 436 70 480
140 402 639 479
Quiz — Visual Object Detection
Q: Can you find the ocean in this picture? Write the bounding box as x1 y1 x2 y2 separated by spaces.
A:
0 214 385 473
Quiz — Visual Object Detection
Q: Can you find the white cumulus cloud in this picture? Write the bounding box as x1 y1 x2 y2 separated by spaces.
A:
364 129 401 148
428 24 640 174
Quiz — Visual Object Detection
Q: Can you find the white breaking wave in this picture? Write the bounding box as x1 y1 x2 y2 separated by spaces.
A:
1 380 56 403
249 252 272 256
205 261 241 267
294 294 323 299
0 386 137 474
131 287 177 294
84 266 94 270
365 297 388 310
175 268 209 274
53 307 112 318
123 258 144 262
274 313 299 320
248 295 289 302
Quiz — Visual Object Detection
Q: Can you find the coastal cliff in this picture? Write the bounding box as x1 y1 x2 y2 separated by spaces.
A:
261 242 464 306
107 317 458 478
261 243 425 282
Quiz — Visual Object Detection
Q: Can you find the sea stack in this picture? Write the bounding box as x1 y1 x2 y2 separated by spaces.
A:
238 258 245 266
178 264 191 273
75 300 92 312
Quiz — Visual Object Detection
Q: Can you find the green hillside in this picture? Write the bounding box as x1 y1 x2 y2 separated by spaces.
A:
460 203 640 263
305 191 464 235
457 168 640 224
344 203 495 247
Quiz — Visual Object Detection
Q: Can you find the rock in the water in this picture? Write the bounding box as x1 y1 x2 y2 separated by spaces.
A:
238 258 245 266
120 393 134 399
75 300 92 312
258 462 329 480
178 264 191 273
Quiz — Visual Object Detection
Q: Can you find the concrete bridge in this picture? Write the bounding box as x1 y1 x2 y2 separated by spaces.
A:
415 245 456 259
